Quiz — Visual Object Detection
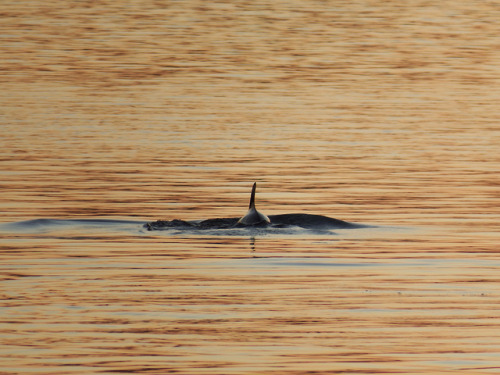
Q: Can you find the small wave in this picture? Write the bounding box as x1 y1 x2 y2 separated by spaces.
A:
0 215 371 237
0 218 146 234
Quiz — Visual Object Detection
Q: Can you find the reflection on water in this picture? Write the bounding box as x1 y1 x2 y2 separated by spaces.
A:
1 0 500 373
2 224 500 374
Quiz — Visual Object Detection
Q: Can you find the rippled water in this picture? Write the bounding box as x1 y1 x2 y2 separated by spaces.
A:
1 1 500 374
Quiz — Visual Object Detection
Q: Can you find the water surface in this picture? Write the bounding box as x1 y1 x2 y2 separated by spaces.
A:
1 1 500 374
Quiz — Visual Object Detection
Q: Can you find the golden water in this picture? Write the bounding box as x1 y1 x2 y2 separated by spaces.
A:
1 1 500 373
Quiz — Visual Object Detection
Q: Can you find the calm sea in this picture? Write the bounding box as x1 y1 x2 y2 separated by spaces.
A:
1 1 500 373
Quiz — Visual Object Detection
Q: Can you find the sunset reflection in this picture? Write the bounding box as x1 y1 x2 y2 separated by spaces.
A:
1 0 500 374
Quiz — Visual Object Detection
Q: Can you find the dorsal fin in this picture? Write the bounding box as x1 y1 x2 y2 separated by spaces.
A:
249 182 257 209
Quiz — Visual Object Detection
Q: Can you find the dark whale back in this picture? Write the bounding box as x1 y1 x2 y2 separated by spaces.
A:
268 213 365 229
146 213 369 231
145 182 370 232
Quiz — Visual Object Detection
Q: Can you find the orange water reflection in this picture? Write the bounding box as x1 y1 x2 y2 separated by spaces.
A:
1 0 500 373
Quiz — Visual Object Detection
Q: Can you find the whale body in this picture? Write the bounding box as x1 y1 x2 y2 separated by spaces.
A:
145 182 371 232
